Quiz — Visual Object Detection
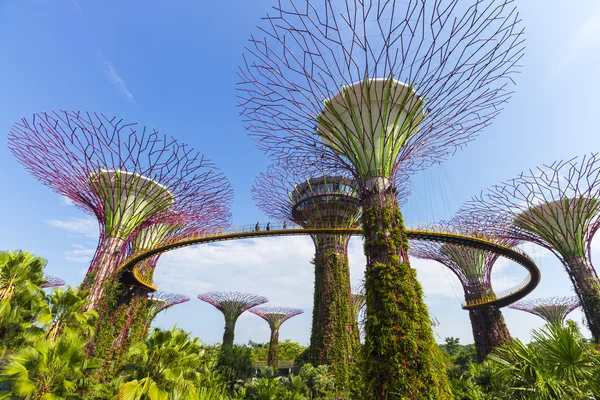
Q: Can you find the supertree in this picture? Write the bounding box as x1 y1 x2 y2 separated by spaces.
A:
410 234 518 361
8 110 233 314
253 163 394 386
238 0 524 396
40 275 66 289
509 297 580 326
8 111 232 367
351 285 366 327
457 154 600 341
145 291 190 331
249 306 304 369
198 291 268 347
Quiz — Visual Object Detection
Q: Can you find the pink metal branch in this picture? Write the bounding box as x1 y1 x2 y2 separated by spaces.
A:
249 306 304 330
40 275 66 289
509 297 580 325
238 0 525 186
197 291 269 319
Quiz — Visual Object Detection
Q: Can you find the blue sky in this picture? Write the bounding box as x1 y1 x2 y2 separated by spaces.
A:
1 0 600 346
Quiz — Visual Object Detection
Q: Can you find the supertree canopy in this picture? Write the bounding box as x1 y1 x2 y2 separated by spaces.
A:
146 291 190 325
198 291 268 347
457 154 600 341
238 0 524 396
40 275 66 289
8 110 233 313
410 235 518 361
509 297 580 326
249 306 304 369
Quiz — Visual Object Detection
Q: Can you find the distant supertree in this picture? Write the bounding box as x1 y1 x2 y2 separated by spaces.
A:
410 234 518 361
40 275 66 289
238 0 524 396
8 110 233 316
249 306 304 369
145 291 190 329
198 292 268 346
458 154 600 341
351 285 366 326
509 297 580 326
253 163 398 386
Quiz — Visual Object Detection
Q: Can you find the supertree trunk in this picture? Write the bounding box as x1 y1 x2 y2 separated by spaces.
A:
309 234 355 391
468 306 511 362
268 328 280 370
223 317 237 347
362 191 451 399
565 255 600 341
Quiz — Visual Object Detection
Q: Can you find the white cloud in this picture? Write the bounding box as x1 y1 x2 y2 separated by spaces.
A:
47 217 98 238
104 60 134 102
64 244 96 263
154 236 316 309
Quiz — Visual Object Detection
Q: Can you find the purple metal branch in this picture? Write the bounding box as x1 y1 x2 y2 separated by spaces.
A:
252 161 411 226
249 306 304 330
509 296 581 326
457 154 600 274
40 275 66 289
8 110 233 308
147 291 190 320
197 291 269 319
410 219 520 300
238 0 524 186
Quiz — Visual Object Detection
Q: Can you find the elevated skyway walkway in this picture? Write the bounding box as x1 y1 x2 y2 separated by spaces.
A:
124 222 540 309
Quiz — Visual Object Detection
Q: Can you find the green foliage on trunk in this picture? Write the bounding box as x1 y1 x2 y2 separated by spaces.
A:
362 192 452 399
309 237 355 396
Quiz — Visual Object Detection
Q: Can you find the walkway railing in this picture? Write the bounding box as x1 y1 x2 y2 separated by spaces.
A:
121 222 540 309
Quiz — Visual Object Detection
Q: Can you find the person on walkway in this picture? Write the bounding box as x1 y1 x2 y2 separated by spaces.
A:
255 222 260 232
266 222 271 231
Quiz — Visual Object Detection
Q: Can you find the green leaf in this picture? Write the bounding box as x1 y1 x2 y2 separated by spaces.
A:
119 381 144 400
0 252 9 266
0 300 10 318
147 383 168 400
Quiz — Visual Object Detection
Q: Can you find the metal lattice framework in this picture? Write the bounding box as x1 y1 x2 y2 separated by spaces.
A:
253 162 411 229
238 0 524 186
457 153 600 341
147 291 190 321
249 306 304 368
250 306 304 330
40 275 66 289
198 291 269 346
410 228 517 360
8 110 233 310
410 229 520 303
238 3 524 392
509 297 581 326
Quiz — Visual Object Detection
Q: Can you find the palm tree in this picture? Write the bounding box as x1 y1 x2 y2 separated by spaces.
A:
0 332 94 399
45 287 97 341
486 324 600 399
121 328 226 396
0 251 50 351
